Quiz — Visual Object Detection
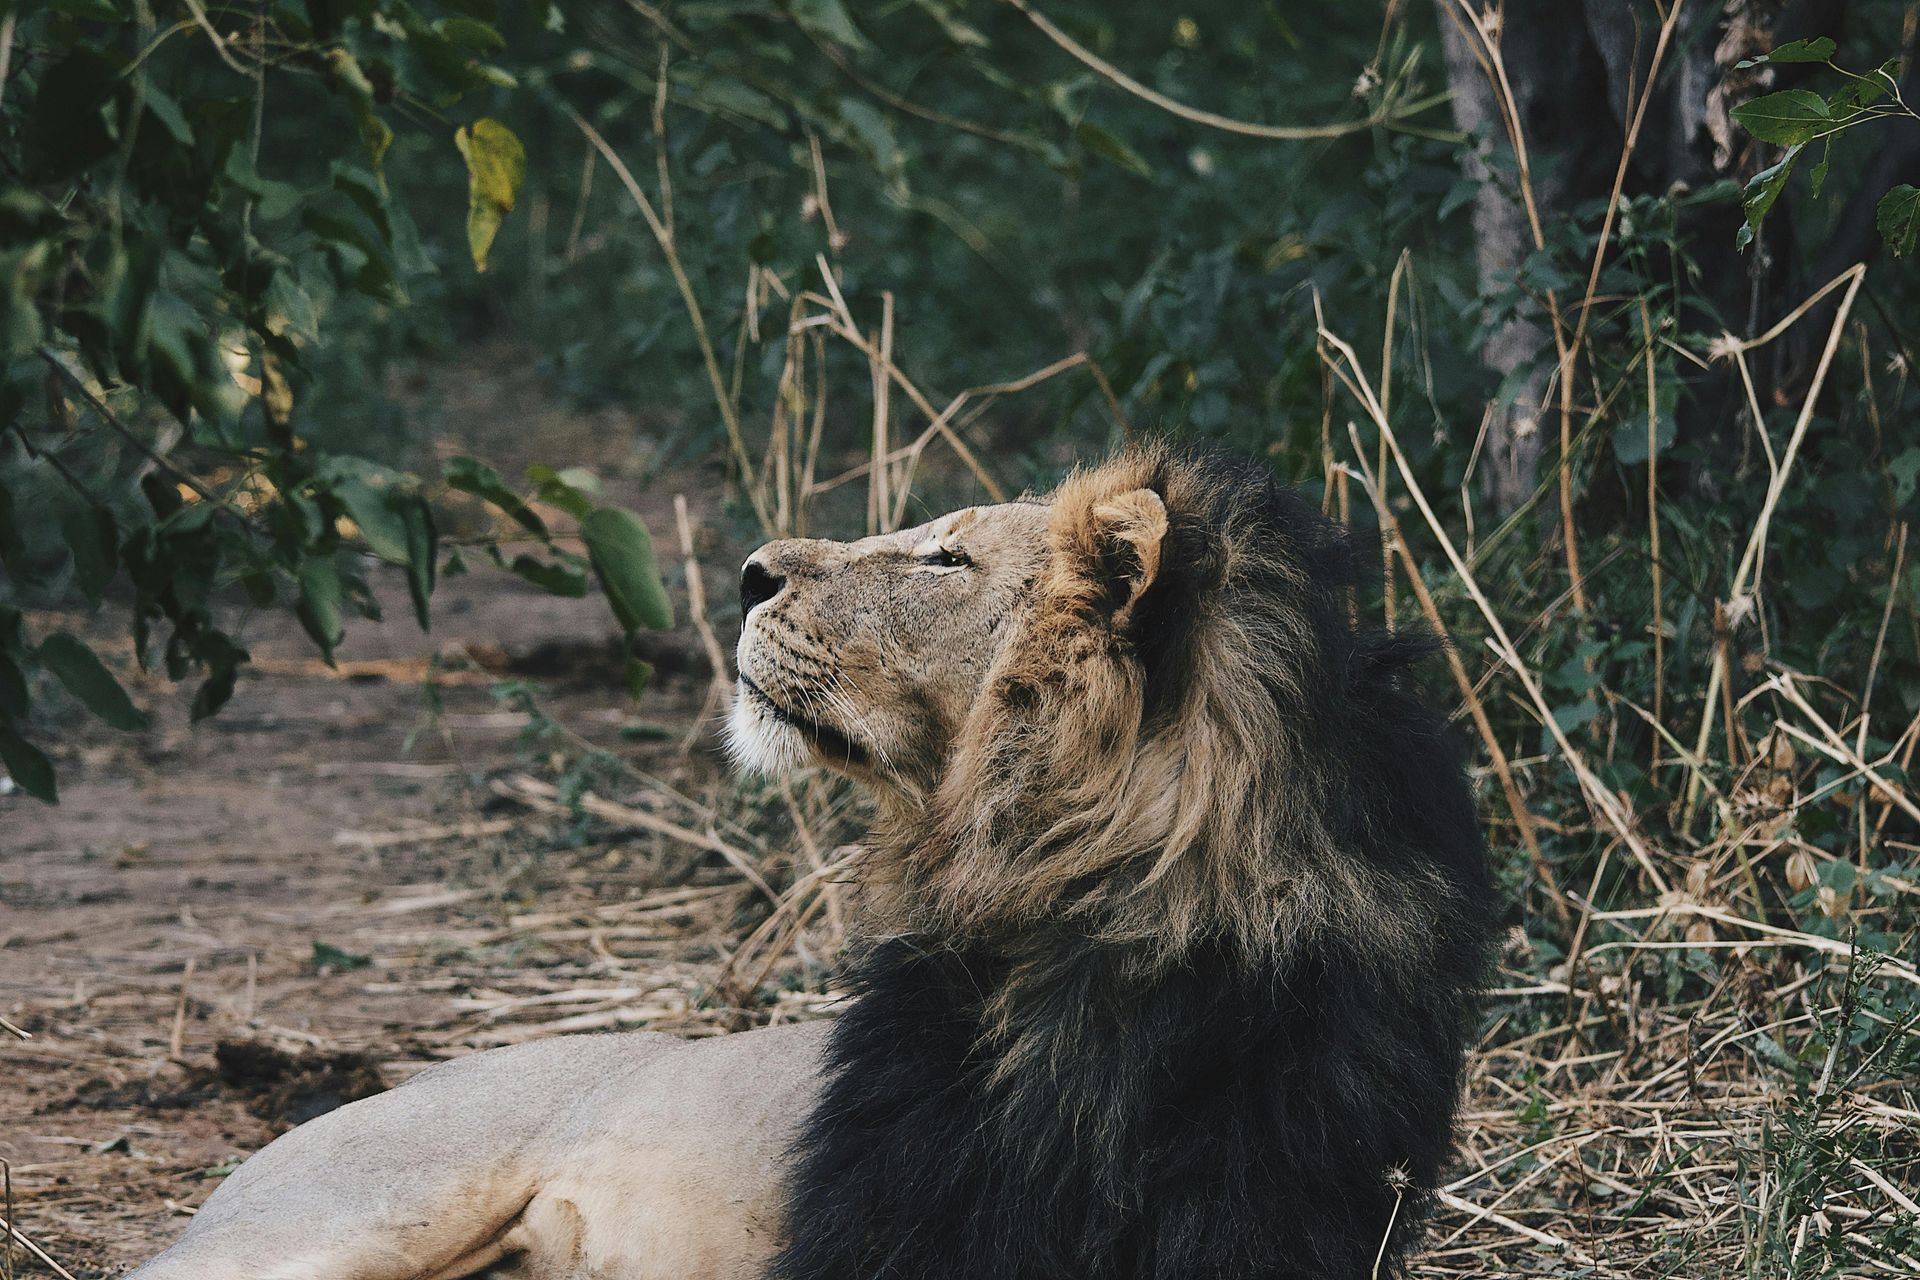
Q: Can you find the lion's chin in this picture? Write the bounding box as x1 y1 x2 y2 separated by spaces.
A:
725 684 811 777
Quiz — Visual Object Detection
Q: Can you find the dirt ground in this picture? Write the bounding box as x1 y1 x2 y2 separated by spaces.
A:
0 357 850 1277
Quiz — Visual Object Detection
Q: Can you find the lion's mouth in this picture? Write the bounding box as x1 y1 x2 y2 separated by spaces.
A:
739 676 869 769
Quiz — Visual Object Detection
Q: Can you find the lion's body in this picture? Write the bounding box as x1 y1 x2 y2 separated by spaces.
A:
130 1024 824 1280
129 447 1496 1280
768 451 1494 1280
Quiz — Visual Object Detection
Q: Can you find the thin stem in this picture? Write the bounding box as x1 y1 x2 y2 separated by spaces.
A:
1004 0 1447 140
563 105 773 533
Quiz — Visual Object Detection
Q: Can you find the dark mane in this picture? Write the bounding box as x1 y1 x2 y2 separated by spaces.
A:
774 449 1497 1279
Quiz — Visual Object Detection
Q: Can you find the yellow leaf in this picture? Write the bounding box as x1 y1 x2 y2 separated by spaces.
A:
455 119 526 273
325 49 393 174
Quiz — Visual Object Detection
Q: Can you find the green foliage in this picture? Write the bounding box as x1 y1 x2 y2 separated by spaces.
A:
581 507 674 634
1878 184 1920 258
0 0 672 800
36 631 148 732
1731 40 1918 252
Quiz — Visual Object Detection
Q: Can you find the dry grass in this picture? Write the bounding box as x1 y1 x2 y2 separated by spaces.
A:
1312 251 1918 1274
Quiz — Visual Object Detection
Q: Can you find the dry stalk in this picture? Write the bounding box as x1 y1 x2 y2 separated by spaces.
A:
1856 525 1907 866
1765 673 1920 827
805 258 1006 504
1587 901 1920 987
709 846 864 1004
168 956 195 1060
1342 444 1569 927
807 134 847 254
1316 295 1671 895
495 773 780 907
673 493 734 752
0 1211 76 1280
1637 301 1667 775
1555 0 1686 615
1379 251 1409 627
1433 1189 1615 1273
870 291 894 533
564 106 773 532
1682 265 1868 823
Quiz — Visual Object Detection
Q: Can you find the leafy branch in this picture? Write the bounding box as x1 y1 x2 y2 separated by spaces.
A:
1730 37 1918 256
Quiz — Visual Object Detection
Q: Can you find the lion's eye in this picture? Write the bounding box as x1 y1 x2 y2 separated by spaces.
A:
920 546 970 569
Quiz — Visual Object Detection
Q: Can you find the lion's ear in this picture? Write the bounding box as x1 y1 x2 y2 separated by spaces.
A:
1086 487 1168 627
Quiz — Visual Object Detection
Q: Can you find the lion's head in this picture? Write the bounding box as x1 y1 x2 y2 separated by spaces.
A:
732 446 1485 968
727 496 1054 794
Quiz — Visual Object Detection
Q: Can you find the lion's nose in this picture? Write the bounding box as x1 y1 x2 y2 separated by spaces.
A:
740 559 786 615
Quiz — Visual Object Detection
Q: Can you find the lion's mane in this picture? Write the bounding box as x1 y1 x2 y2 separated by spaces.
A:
774 448 1498 1280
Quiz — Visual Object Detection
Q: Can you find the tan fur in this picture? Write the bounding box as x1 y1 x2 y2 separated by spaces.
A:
727 499 1051 809
128 1025 825 1280
130 450 1438 1280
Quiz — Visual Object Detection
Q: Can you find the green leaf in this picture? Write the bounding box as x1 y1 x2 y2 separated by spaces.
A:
38 633 149 732
52 0 123 19
0 723 57 803
434 16 506 51
23 51 119 181
224 147 305 223
1551 699 1600 733
297 555 345 663
191 660 241 723
791 0 871 49
0 478 22 577
1614 373 1677 465
188 633 248 724
446 456 547 536
1735 142 1804 251
401 497 437 632
141 83 196 146
1877 185 1920 258
838 100 905 180
311 941 372 973
330 162 434 277
1074 121 1152 178
454 119 526 273
1809 136 1832 199
1730 90 1831 146
1734 36 1836 69
0 651 29 720
678 70 787 130
625 655 654 700
1831 59 1901 112
324 466 413 564
913 0 988 47
506 553 590 597
62 505 119 604
581 507 675 633
527 463 596 520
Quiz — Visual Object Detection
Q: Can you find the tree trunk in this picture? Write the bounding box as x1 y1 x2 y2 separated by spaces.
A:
1437 5 1610 517
1434 0 1893 518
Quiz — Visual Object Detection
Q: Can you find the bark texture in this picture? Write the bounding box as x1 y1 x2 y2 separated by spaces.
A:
1437 0 1913 516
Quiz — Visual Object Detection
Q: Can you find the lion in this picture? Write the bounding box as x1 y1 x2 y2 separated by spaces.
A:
127 447 1495 1280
